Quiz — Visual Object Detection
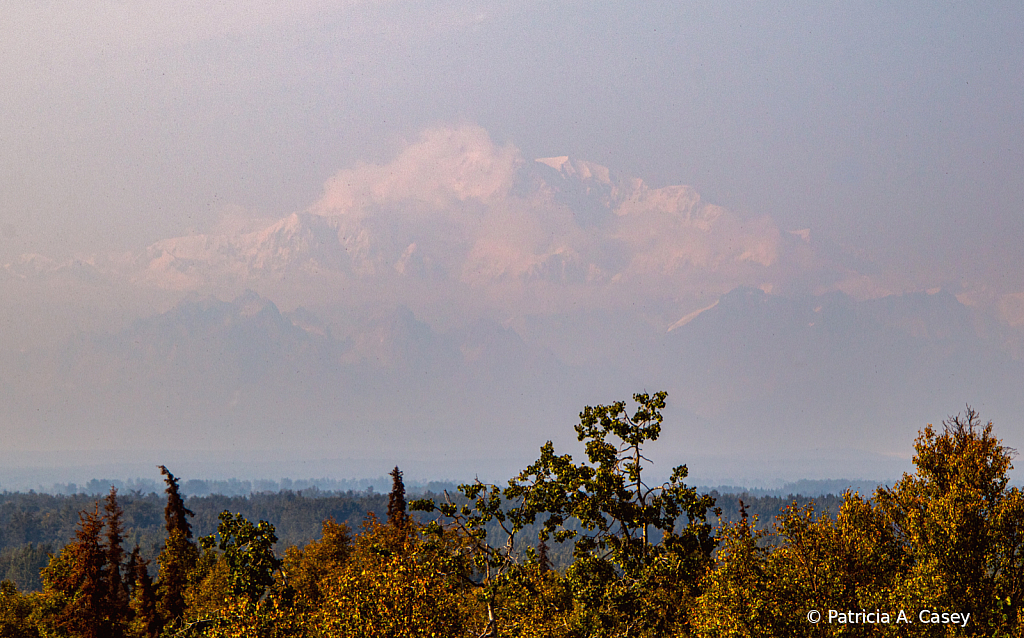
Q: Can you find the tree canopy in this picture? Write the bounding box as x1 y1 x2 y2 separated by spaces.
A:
0 399 1020 637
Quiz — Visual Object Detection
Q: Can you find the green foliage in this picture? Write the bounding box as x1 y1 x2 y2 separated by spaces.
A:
513 391 716 566
199 513 280 605
413 390 719 636
0 545 51 593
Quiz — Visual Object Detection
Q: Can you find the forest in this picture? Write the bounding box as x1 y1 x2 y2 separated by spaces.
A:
0 391 1020 637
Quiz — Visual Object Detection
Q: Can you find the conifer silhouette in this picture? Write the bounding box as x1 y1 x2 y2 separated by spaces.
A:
159 465 194 539
156 466 198 628
101 488 130 638
537 537 552 574
387 466 408 527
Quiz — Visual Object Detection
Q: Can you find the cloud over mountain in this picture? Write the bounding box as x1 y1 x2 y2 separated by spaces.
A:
7 126 1021 483
112 125 848 322
315 126 520 212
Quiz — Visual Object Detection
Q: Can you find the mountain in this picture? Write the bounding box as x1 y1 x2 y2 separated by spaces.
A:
104 149 788 301
138 213 351 288
2 130 1022 483
4 285 1022 485
0 292 576 462
645 287 1024 461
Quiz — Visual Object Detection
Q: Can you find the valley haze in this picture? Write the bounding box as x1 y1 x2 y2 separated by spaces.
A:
1 3 1022 489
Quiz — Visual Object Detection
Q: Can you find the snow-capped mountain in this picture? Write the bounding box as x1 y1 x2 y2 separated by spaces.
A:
4 127 1022 482
118 145 788 296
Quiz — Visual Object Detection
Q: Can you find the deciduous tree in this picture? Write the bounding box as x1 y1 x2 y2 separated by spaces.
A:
876 407 1024 635
199 512 281 605
414 391 719 636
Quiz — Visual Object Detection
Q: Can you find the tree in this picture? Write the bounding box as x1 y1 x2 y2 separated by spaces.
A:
693 407 1024 638
537 537 552 575
30 489 141 638
103 488 130 638
511 391 718 634
156 465 198 630
280 519 352 609
696 493 903 638
387 466 408 528
692 506 775 638
36 506 109 638
313 515 473 638
160 465 195 542
127 547 159 638
413 391 719 636
0 579 39 638
199 512 281 605
876 407 1024 635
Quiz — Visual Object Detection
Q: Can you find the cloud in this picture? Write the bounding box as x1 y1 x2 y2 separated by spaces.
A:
313 125 521 214
304 126 794 306
10 124 886 323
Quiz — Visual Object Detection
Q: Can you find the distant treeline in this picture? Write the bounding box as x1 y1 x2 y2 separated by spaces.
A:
36 477 464 497
0 486 847 592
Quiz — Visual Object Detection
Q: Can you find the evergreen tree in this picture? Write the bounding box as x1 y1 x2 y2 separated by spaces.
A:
387 466 408 527
127 547 159 638
37 506 108 638
159 465 194 540
103 487 130 637
156 466 198 630
537 537 552 574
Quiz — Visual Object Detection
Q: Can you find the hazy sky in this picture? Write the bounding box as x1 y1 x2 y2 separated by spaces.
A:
3 1 1021 289
2 1 1023 483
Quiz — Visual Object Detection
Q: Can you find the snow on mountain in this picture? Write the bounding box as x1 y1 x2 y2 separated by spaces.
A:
0 125 840 320
137 212 352 288
99 126 796 301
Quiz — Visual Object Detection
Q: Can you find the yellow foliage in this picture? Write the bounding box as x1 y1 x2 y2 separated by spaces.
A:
312 516 475 638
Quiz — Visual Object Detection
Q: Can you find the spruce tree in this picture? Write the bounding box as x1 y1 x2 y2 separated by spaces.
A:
128 546 160 638
387 466 407 527
39 506 107 638
156 466 198 629
537 537 552 574
159 465 194 540
103 487 130 637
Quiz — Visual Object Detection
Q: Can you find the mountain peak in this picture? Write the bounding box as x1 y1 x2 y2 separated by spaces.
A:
233 289 277 317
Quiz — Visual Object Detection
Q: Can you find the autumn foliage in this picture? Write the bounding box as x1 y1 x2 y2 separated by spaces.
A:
0 397 1021 637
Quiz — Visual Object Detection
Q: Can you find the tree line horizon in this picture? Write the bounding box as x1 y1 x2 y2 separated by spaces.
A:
0 391 1020 637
